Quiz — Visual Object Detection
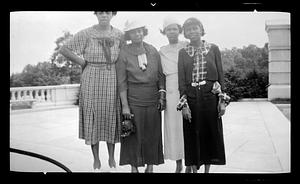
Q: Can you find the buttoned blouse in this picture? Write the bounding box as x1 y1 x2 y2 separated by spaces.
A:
178 42 224 97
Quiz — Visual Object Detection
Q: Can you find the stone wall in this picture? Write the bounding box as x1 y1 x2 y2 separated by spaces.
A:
265 19 290 100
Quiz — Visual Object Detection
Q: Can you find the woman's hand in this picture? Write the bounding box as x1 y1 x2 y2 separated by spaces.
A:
182 107 192 122
157 91 166 111
81 60 87 71
218 100 226 117
122 106 132 120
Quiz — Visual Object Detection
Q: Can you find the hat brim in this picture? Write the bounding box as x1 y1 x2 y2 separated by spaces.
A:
124 26 145 32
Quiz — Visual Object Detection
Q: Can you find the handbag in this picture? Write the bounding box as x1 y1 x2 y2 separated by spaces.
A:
218 93 231 117
121 114 136 138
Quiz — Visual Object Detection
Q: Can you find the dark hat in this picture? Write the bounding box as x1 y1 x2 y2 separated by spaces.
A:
183 17 205 36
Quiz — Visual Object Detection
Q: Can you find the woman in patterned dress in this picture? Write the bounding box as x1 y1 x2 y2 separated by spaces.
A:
59 11 123 171
116 19 166 173
159 17 187 173
178 17 226 173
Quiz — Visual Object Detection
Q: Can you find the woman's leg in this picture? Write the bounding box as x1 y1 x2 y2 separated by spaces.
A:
175 159 183 173
145 164 153 173
204 164 211 173
107 143 116 168
131 165 139 173
192 165 198 173
91 142 101 169
185 166 192 173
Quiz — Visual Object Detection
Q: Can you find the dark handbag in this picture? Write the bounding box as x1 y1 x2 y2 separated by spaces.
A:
121 114 136 138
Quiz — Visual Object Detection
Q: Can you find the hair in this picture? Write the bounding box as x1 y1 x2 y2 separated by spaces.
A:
183 18 205 39
160 24 183 35
94 11 117 16
124 27 148 41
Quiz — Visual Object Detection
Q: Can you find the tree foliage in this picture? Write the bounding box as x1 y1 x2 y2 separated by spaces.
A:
10 31 269 101
10 31 82 87
222 43 269 101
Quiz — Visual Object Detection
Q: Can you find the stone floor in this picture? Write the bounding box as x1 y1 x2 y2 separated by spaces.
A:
10 101 290 173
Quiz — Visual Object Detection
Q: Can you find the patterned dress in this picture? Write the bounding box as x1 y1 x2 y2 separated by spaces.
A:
159 41 187 161
64 25 123 145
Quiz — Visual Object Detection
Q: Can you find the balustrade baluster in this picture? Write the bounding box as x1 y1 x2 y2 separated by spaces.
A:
11 91 16 100
47 89 52 102
29 90 33 100
41 89 45 101
35 90 40 101
17 91 21 101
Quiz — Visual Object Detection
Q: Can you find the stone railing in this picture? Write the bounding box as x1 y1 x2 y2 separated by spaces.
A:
10 84 80 110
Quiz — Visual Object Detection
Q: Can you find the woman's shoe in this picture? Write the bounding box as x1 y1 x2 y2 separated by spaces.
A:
91 168 101 173
145 165 153 173
175 165 183 173
108 158 116 168
192 165 198 173
185 166 192 173
131 166 139 173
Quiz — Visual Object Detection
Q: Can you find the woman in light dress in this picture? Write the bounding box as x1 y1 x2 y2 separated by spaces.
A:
159 17 188 173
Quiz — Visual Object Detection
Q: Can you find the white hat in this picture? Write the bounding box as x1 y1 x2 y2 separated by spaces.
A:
162 17 180 30
123 19 145 32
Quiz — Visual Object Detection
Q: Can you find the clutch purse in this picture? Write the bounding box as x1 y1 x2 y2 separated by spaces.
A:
121 114 136 138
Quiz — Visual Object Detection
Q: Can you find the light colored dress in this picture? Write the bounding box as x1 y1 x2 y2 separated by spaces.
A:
159 41 187 160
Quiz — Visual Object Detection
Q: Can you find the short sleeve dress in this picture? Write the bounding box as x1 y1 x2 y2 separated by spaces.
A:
64 25 123 145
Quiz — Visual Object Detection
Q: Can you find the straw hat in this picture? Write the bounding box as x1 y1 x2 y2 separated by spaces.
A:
123 19 145 32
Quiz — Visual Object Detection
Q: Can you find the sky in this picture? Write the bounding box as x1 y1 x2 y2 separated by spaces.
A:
10 11 290 75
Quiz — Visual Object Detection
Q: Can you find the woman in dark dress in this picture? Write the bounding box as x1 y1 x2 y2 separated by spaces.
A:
177 17 226 173
116 19 166 173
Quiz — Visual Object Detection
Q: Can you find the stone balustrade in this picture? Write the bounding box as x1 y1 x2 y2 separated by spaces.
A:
10 84 80 110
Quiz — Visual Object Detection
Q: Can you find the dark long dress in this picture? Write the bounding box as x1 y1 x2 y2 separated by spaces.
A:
116 42 165 167
178 42 226 169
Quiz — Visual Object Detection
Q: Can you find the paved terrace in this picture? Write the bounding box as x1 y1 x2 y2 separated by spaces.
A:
10 101 290 173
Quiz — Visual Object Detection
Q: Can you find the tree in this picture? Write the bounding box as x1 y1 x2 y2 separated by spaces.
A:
50 30 81 84
222 43 269 100
221 48 236 72
10 31 82 87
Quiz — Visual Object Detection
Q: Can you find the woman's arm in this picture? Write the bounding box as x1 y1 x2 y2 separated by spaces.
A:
156 50 166 91
59 45 86 67
156 50 166 111
214 45 225 91
178 50 187 97
59 29 88 68
116 50 131 116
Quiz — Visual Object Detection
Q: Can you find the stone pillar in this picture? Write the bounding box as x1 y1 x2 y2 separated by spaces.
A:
265 19 290 100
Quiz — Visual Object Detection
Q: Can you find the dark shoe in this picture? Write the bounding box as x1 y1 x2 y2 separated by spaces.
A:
145 165 153 173
175 165 183 173
185 166 192 173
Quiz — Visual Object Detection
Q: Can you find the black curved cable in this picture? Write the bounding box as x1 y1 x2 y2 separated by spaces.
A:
10 147 72 173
